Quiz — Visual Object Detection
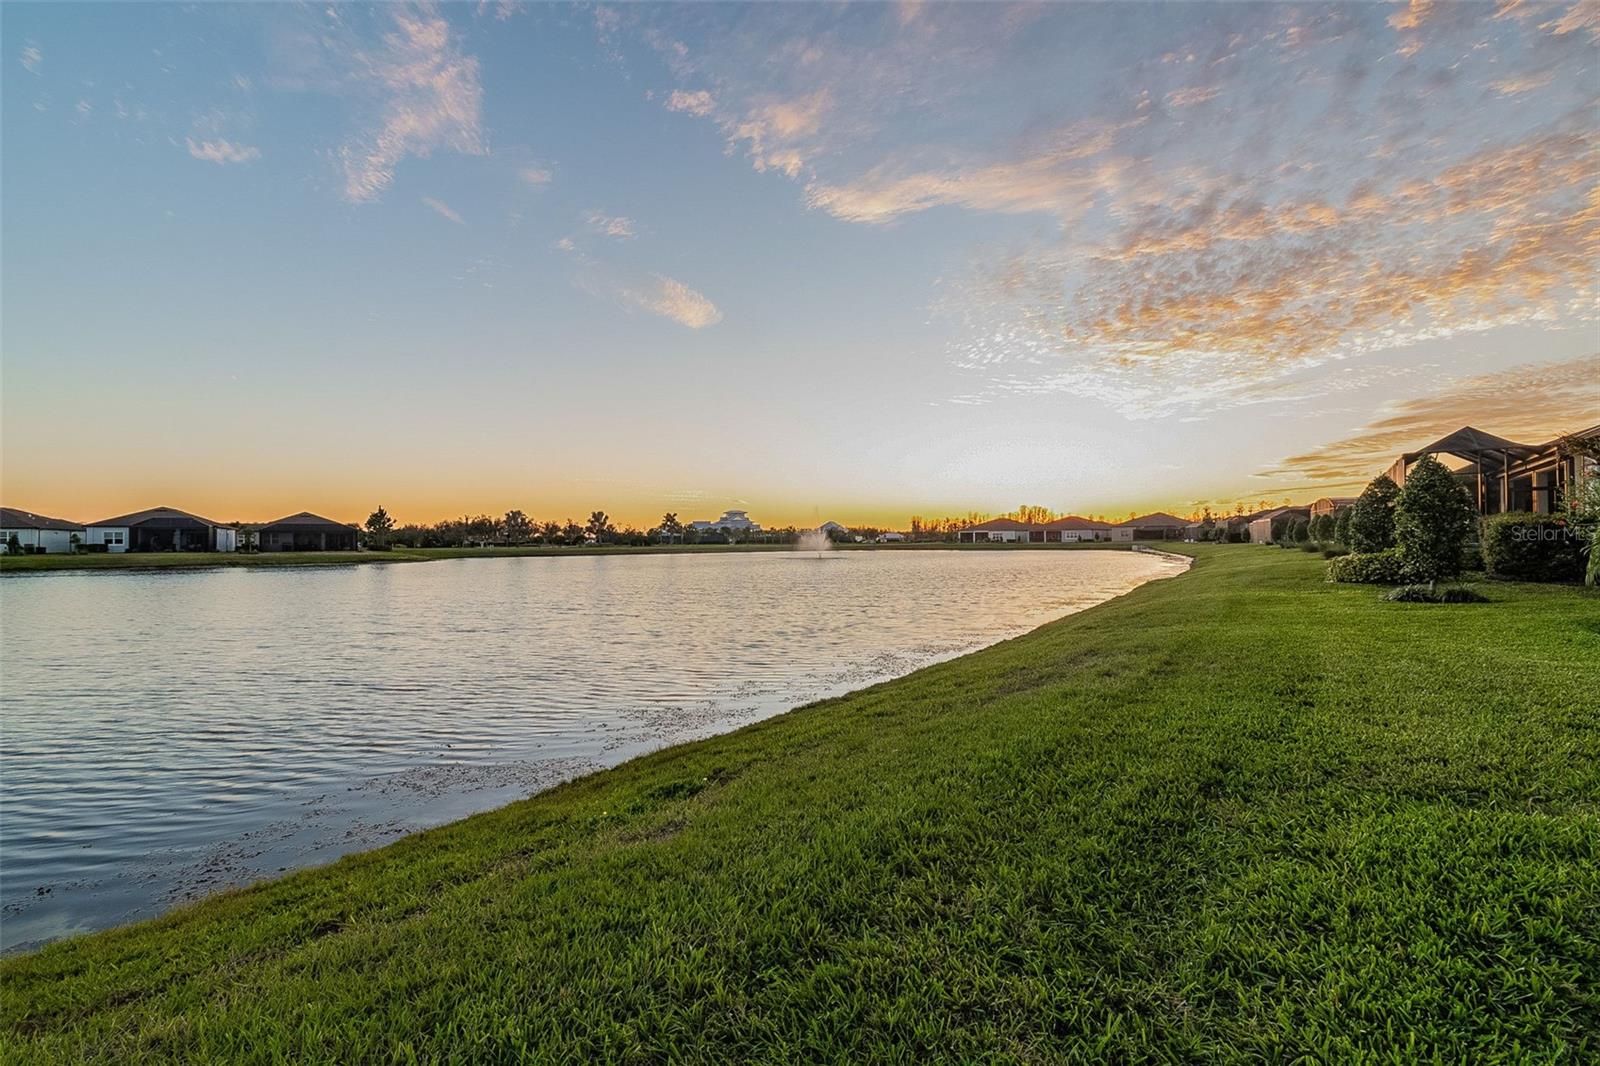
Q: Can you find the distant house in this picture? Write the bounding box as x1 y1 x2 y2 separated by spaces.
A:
1309 497 1356 520
0 508 84 553
818 521 848 535
957 516 1111 543
84 506 237 553
254 512 359 551
957 518 1034 543
876 532 906 543
1110 512 1189 542
689 509 762 533
1246 506 1309 545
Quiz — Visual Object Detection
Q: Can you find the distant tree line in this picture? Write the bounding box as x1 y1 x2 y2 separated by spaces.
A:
359 507 908 549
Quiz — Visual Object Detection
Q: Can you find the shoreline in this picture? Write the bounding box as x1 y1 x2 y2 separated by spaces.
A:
7 545 1594 1061
0 539 1141 575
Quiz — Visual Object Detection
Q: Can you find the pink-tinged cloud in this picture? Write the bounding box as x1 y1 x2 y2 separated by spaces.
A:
338 4 485 203
623 275 724 329
421 196 464 224
1258 356 1600 485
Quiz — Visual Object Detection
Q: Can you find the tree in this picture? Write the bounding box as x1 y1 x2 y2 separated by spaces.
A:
364 506 395 550
1310 513 1334 543
1395 453 1476 589
658 512 683 543
502 510 532 545
5 533 21 555
237 528 258 554
562 519 585 545
586 511 614 544
1333 506 1354 547
1349 475 1400 553
1290 517 1310 544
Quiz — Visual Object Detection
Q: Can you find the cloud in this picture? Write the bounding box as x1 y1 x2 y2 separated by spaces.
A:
421 196 464 224
552 236 576 252
664 89 715 117
20 42 42 75
585 211 636 238
622 275 724 328
1164 84 1221 108
337 4 485 203
186 137 262 164
1258 355 1600 485
518 164 553 186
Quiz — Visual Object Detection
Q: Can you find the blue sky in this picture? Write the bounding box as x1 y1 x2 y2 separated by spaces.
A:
3 2 1596 527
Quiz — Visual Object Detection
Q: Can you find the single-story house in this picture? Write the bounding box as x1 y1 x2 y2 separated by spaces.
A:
1247 506 1309 545
957 516 1112 543
1308 496 1356 519
1110 512 1189 542
876 532 906 543
957 518 1033 543
84 506 237 553
1 508 84 553
253 512 359 551
1385 424 1600 516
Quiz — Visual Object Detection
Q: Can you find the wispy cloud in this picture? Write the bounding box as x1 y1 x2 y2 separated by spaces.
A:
663 89 715 117
336 4 485 203
1257 356 1600 485
20 42 42 76
421 196 463 224
186 137 261 165
518 164 553 186
585 211 636 238
622 274 724 329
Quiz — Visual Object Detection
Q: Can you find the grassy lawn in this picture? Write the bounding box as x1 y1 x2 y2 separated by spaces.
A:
0 540 1119 573
2 545 1596 1061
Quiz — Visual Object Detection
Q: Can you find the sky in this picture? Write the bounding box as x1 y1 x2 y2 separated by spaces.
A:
2 1 1596 529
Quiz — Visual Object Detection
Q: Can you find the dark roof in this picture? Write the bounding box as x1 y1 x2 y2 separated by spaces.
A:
254 511 358 533
1042 515 1111 530
1252 506 1309 521
1312 496 1357 507
88 506 224 529
966 518 1034 531
1403 425 1541 463
0 507 83 531
1116 511 1189 528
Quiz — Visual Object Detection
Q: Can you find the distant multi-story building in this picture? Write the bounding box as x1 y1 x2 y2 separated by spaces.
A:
689 509 762 533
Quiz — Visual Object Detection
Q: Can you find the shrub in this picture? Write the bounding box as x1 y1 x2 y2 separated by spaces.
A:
1459 545 1483 572
1349 475 1399 553
1299 541 1322 553
1394 454 1475 585
1323 547 1349 559
1383 584 1490 603
1326 548 1410 584
1480 513 1590 583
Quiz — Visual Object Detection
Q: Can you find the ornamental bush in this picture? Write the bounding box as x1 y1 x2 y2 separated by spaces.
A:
1394 454 1476 585
1326 547 1410 584
1333 506 1353 547
1348 475 1399 553
1480 513 1590 583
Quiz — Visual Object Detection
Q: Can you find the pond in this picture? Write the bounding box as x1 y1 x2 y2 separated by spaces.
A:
0 548 1184 951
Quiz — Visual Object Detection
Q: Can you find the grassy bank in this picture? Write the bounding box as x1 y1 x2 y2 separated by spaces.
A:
3 546 1596 1061
0 540 1116 574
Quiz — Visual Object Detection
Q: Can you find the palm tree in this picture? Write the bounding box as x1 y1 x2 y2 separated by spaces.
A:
585 511 614 544
659 512 682 543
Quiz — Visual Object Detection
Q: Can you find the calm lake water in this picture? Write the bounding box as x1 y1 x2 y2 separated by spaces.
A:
0 548 1182 951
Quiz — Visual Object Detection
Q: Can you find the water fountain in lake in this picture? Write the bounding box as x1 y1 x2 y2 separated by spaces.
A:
795 528 834 556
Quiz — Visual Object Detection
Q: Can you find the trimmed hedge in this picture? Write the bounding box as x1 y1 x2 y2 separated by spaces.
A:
1326 547 1410 585
1480 513 1591 583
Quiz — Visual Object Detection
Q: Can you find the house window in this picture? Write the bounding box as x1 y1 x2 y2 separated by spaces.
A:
105 531 124 545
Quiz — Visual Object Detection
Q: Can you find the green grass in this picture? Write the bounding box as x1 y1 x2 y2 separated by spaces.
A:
0 539 1131 573
3 546 1596 1062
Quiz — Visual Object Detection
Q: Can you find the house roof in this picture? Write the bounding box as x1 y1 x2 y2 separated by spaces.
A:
1116 512 1189 528
254 511 358 533
88 506 225 529
1041 515 1111 530
1251 506 1309 521
965 518 1034 531
1312 496 1357 507
1402 425 1541 463
0 507 83 531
